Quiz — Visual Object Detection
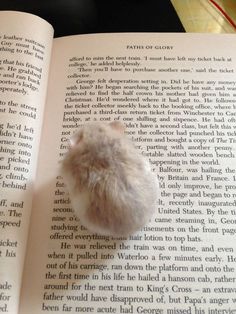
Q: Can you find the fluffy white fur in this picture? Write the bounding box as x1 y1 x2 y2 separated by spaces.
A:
61 121 158 236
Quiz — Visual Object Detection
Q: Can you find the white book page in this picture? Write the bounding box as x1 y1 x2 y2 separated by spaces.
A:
0 11 53 314
20 33 236 313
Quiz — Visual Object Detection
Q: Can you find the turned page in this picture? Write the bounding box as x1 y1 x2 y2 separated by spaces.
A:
20 33 236 313
0 11 53 314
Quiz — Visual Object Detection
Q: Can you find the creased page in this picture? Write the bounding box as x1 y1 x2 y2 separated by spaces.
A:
21 33 236 313
0 11 53 314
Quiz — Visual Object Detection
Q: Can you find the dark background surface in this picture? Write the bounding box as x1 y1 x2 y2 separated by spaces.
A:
0 0 184 37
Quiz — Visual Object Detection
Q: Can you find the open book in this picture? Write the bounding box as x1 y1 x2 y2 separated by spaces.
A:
1 10 236 314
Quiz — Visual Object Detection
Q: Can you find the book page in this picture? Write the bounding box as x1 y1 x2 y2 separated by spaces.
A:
0 11 53 314
20 33 236 313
